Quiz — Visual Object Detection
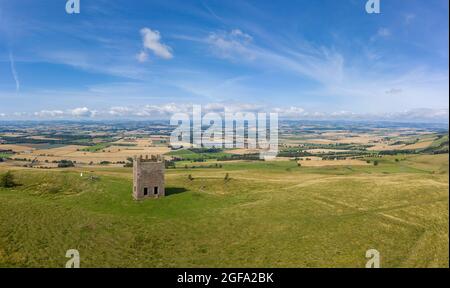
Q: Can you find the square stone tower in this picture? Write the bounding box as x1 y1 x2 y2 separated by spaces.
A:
133 155 165 200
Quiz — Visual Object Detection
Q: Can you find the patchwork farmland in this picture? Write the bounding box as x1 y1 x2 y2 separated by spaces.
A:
0 121 448 267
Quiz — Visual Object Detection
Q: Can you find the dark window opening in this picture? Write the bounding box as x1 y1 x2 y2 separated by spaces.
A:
154 186 159 195
143 187 148 196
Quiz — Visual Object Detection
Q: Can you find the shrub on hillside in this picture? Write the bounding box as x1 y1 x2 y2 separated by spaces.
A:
58 160 75 168
0 171 18 188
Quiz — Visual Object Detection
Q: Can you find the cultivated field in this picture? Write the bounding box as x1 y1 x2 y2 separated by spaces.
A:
298 159 370 167
12 142 170 164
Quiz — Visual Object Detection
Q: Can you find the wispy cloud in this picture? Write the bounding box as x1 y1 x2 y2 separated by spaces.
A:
377 28 391 37
370 27 391 42
404 13 416 25
39 50 149 80
136 51 149 63
385 88 403 95
8 51 20 92
201 28 447 112
207 29 254 60
203 29 344 85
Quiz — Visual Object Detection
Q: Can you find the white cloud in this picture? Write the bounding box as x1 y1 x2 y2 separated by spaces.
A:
34 110 64 118
137 53 148 62
371 28 391 42
136 51 149 63
207 29 255 60
3 107 95 119
70 107 95 117
230 29 253 42
404 14 416 25
370 27 392 42
139 28 173 60
389 108 449 121
108 104 191 118
273 106 305 118
330 111 356 117
105 103 265 118
385 88 403 95
108 106 134 116
377 28 391 37
2 104 448 123
136 103 191 117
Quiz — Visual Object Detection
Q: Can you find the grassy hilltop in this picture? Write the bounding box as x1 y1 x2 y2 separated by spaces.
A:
0 154 448 268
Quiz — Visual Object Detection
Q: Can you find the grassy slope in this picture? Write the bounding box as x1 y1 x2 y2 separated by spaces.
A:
0 154 448 267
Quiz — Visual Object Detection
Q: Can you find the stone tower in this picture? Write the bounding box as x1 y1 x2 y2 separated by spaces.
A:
133 155 165 200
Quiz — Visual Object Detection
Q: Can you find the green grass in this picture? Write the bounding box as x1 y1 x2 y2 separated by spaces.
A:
80 143 112 152
0 154 448 268
167 148 231 161
431 134 449 147
0 153 13 159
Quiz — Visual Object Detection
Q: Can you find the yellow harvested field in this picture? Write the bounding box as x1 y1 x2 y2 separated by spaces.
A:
88 132 110 137
0 133 26 137
305 149 349 154
298 159 370 167
303 137 379 145
367 144 405 151
368 140 434 151
335 136 383 144
26 136 62 141
402 141 434 150
0 144 34 152
227 148 261 155
318 131 350 137
113 138 153 147
14 144 170 164
271 157 292 162
303 139 336 144
30 145 85 156
149 136 169 141
298 156 323 161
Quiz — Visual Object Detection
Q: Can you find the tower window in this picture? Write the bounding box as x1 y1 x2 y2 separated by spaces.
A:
144 187 148 196
154 187 159 195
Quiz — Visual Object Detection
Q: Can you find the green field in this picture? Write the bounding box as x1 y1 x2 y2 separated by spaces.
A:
167 148 231 161
0 153 13 159
0 154 448 268
80 143 113 152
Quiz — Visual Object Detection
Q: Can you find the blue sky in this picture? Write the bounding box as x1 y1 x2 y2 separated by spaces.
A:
0 0 448 121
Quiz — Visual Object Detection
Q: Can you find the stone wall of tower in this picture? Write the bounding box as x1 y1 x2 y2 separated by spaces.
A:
133 156 165 200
